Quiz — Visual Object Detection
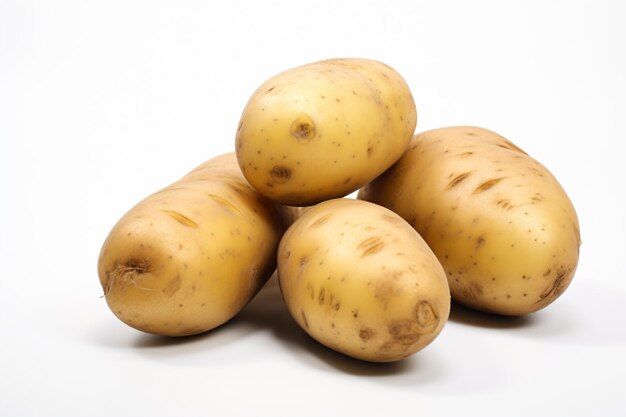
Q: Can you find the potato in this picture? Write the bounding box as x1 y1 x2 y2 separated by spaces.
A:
235 58 417 206
277 199 450 362
97 153 285 336
359 126 581 315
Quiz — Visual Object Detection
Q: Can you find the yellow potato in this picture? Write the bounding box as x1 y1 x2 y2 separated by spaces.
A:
278 199 450 362
236 58 417 206
359 126 581 315
98 153 285 336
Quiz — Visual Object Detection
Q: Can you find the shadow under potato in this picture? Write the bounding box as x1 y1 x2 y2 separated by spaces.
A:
448 301 538 329
234 278 416 376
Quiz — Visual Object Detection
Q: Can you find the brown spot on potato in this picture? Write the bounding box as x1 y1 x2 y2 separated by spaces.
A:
415 301 439 330
447 172 471 190
473 178 503 194
476 236 485 249
539 268 570 301
497 138 527 154
318 287 325 304
458 151 474 158
495 199 514 210
358 236 385 257
311 214 332 227
359 327 376 341
471 282 483 296
543 268 551 277
270 166 292 183
290 114 316 141
374 281 395 306
461 287 478 301
387 320 420 345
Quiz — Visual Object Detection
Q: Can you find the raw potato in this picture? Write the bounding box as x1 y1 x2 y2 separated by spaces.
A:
278 199 450 362
98 153 285 336
359 126 581 315
235 58 417 206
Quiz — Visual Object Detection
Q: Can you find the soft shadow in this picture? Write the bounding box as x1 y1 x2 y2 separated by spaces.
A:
238 277 416 377
448 281 626 346
86 316 145 349
448 301 537 329
128 309 264 363
515 281 626 345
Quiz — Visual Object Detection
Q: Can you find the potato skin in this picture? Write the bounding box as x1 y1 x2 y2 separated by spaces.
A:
98 153 285 336
277 199 450 362
359 126 581 315
236 58 417 206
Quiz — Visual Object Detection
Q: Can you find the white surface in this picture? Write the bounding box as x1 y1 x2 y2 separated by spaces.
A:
1 1 625 416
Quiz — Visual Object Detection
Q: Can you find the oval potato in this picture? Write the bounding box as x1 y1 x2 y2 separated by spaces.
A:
278 199 450 362
98 153 285 336
359 126 581 315
236 58 417 206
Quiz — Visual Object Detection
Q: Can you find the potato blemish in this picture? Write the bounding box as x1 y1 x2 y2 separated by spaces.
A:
311 214 332 227
301 310 309 329
290 114 316 141
539 267 570 302
447 172 472 190
162 210 198 228
473 178 504 194
415 300 439 330
207 194 241 215
388 320 420 345
496 138 527 154
358 236 385 257
270 166 292 183
359 327 376 341
318 287 326 304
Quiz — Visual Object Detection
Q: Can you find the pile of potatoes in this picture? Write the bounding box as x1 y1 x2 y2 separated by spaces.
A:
98 58 580 363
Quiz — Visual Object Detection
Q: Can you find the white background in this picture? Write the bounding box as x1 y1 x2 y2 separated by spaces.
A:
1 0 625 416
